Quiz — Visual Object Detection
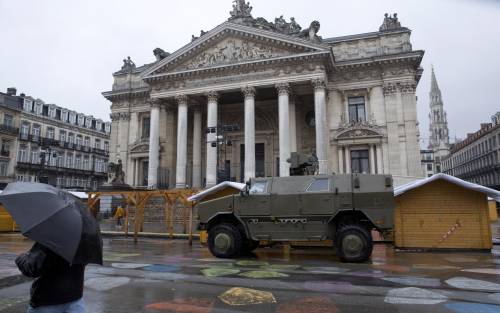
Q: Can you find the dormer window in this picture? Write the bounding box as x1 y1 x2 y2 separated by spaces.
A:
85 118 92 128
105 123 111 133
48 107 56 118
35 102 43 115
23 99 33 112
78 115 84 126
62 111 68 122
96 121 102 131
69 112 76 124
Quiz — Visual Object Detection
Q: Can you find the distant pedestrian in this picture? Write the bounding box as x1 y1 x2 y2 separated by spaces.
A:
16 243 86 313
114 205 125 227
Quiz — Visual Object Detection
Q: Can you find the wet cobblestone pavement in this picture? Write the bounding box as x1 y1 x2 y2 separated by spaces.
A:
1 233 500 313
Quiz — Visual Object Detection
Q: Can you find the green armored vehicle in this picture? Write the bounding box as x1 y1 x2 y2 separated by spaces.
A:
197 174 395 263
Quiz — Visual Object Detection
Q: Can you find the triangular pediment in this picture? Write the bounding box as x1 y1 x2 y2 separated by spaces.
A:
142 22 331 79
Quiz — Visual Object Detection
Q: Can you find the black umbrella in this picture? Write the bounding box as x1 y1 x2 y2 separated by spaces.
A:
0 182 102 265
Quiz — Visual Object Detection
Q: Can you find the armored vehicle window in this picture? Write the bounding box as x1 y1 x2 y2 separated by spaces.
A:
307 178 330 192
250 181 267 194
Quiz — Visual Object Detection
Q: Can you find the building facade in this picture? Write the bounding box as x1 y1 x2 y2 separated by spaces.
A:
0 87 111 190
442 112 500 191
0 88 23 187
420 67 450 176
104 2 425 189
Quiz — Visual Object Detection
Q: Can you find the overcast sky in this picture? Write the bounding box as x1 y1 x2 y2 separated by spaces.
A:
1 0 499 146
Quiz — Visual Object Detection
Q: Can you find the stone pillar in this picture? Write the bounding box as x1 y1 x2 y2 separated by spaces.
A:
243 86 256 182
276 83 291 177
345 148 351 174
376 144 383 174
206 91 219 188
312 79 329 174
175 95 188 189
192 108 202 188
289 95 297 153
128 111 139 144
338 147 344 174
370 144 376 174
147 100 160 188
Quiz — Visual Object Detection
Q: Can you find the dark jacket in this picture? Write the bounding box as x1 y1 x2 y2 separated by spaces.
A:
15 243 85 308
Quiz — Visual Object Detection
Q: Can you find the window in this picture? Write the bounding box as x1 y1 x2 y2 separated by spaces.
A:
18 146 28 162
76 135 83 146
35 102 43 115
3 114 13 127
31 148 39 164
105 123 111 133
75 155 82 169
83 156 89 170
59 131 66 144
68 133 74 144
104 141 109 152
249 181 267 194
96 121 102 131
78 115 84 126
62 111 68 122
48 107 56 118
307 178 330 192
1 140 11 157
142 117 150 139
427 164 433 171
95 139 101 150
351 150 370 174
32 125 40 139
20 123 30 138
69 112 76 124
56 177 63 187
348 97 366 123
23 99 33 112
46 128 55 139
49 152 57 167
84 137 90 147
0 161 8 176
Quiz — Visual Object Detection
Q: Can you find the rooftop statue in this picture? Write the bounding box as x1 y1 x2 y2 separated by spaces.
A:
229 0 253 20
120 56 136 71
153 48 170 61
379 13 402 31
297 20 322 42
107 159 126 184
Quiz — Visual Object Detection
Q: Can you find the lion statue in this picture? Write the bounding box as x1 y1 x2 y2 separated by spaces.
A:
153 48 170 61
298 21 322 42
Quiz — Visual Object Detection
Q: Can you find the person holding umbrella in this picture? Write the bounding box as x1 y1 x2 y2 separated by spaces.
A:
0 182 103 313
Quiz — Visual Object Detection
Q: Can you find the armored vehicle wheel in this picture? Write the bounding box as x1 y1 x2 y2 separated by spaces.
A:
334 224 373 263
208 223 243 258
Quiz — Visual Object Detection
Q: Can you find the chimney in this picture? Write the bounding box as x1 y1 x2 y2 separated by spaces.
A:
6 87 17 96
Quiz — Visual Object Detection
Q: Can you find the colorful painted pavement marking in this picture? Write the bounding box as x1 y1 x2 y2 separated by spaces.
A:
201 268 240 277
381 276 442 287
218 287 276 306
445 277 500 292
384 287 447 305
145 298 214 313
0 297 29 311
276 297 339 313
111 263 151 269
260 264 301 271
444 256 479 263
143 264 180 273
445 302 500 313
304 281 355 293
236 260 269 267
238 270 289 279
461 268 500 275
85 276 131 291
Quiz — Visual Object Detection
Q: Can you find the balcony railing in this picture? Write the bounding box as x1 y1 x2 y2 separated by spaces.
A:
0 124 19 136
19 135 109 156
16 161 107 177
0 150 10 157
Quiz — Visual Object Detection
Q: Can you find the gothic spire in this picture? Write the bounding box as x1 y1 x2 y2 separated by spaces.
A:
430 66 441 95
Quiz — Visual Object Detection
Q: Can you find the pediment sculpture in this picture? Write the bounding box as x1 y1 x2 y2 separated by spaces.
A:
179 38 290 70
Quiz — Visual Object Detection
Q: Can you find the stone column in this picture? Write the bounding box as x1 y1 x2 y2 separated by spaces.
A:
289 95 297 153
206 91 219 188
147 100 160 188
175 95 188 189
242 86 256 182
128 111 139 144
192 107 202 188
312 79 329 174
345 148 351 174
370 144 376 174
376 144 383 174
338 147 344 174
276 83 291 177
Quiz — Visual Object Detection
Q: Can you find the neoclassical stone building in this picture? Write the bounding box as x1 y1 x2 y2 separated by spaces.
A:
103 1 424 189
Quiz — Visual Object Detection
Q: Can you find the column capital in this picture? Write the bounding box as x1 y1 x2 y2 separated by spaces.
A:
275 82 290 96
175 94 188 105
149 98 162 109
312 78 327 91
206 91 219 103
242 86 256 99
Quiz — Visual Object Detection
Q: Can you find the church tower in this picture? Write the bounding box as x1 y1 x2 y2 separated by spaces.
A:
428 67 450 169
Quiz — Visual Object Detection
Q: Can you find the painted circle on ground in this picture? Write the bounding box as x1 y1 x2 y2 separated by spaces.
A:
384 287 447 305
143 264 180 273
445 277 500 292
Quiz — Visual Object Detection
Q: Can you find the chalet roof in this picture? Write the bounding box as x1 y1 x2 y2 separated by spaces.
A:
394 173 500 201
